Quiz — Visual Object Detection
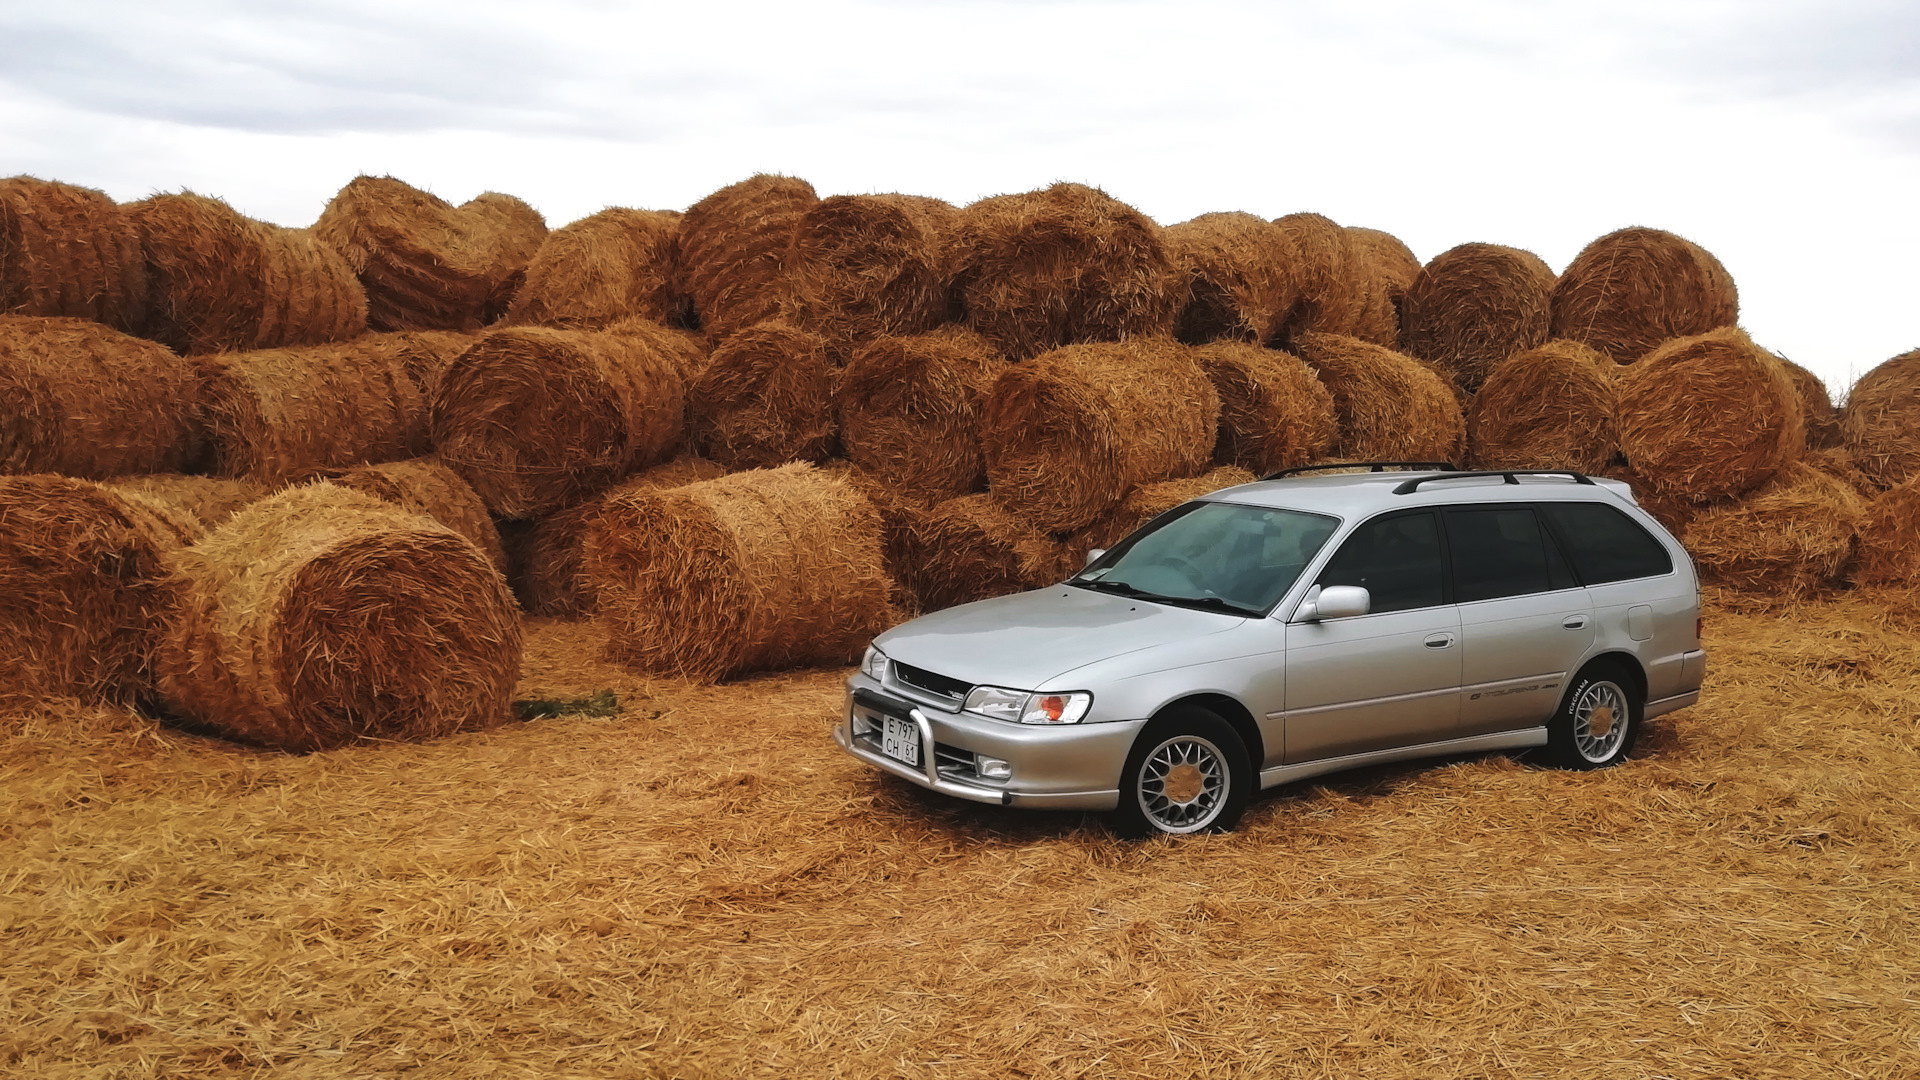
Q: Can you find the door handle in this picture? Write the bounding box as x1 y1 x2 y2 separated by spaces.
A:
1424 633 1455 649
1563 615 1589 630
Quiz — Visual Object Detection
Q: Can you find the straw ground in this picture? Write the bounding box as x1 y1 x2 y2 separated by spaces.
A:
3 590 1914 1077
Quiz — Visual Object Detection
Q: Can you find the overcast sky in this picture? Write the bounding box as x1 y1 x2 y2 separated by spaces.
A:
3 0 1914 394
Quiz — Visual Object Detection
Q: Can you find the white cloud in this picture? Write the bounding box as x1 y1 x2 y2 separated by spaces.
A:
0 0 1913 392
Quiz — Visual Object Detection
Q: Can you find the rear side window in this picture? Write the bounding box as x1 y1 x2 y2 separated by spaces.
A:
1540 502 1674 584
1445 507 1576 602
1317 511 1445 614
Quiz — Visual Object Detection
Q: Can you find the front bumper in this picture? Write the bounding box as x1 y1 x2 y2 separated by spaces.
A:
834 677 1143 811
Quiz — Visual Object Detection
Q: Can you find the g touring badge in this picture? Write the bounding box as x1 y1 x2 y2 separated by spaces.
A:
1471 682 1559 701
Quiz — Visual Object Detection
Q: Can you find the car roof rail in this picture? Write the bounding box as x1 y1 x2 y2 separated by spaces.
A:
1264 461 1458 481
1392 469 1598 495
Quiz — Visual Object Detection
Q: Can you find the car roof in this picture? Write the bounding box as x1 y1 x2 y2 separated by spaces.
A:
1206 469 1641 519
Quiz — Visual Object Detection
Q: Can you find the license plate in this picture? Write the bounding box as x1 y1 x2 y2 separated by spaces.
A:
881 715 920 766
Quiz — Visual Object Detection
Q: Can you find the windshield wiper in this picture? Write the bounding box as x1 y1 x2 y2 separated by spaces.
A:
1069 578 1258 617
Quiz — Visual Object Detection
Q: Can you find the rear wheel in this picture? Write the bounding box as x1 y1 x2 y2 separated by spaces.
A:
1112 707 1252 838
1547 661 1641 769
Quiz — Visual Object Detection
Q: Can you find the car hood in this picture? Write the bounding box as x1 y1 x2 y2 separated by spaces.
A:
873 585 1245 692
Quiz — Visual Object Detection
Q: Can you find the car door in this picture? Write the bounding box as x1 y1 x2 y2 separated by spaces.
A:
1284 509 1462 761
1445 504 1594 736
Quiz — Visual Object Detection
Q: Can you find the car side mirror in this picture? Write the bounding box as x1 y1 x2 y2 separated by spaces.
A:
1084 548 1106 567
1297 584 1370 622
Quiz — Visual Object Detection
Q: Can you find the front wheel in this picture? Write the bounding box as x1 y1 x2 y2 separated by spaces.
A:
1111 707 1252 838
1547 662 1641 770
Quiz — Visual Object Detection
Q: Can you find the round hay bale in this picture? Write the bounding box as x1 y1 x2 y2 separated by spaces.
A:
1270 213 1366 349
1850 474 1920 587
1163 212 1297 346
675 174 818 341
1467 339 1618 472
1292 331 1465 463
582 463 899 682
783 193 956 361
294 459 505 572
1347 226 1421 348
507 455 727 618
835 325 1006 500
981 340 1219 530
1549 226 1739 363
0 176 148 332
1840 348 1920 490
1684 462 1865 597
312 175 547 332
101 474 267 530
126 192 267 355
197 337 432 484
156 484 521 752
1189 341 1336 474
251 226 368 349
504 207 683 330
948 183 1181 361
1774 356 1841 451
1067 465 1258 554
892 493 1073 612
688 321 835 470
1615 326 1804 504
0 315 203 478
0 475 199 706
1402 243 1556 393
431 326 688 519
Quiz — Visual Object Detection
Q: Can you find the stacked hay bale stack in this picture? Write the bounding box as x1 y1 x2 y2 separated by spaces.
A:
313 175 546 332
0 176 149 332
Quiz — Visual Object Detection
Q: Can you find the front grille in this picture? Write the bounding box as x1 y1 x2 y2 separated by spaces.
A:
934 742 976 779
892 661 970 702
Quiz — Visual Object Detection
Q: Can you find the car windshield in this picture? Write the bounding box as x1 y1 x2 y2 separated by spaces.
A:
1071 500 1340 616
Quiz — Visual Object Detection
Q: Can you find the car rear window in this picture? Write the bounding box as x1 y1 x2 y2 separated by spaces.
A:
1539 502 1675 584
1445 506 1577 602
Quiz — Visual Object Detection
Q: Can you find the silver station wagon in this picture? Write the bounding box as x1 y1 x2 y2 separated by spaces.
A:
835 464 1706 837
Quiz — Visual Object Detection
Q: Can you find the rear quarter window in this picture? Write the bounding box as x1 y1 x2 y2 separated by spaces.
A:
1539 502 1674 584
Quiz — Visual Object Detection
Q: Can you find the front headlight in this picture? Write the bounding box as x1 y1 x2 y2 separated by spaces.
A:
860 646 889 681
964 686 1093 724
963 685 1026 721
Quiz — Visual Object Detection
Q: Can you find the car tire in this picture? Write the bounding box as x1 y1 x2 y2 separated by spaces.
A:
1546 661 1641 770
1111 706 1252 838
